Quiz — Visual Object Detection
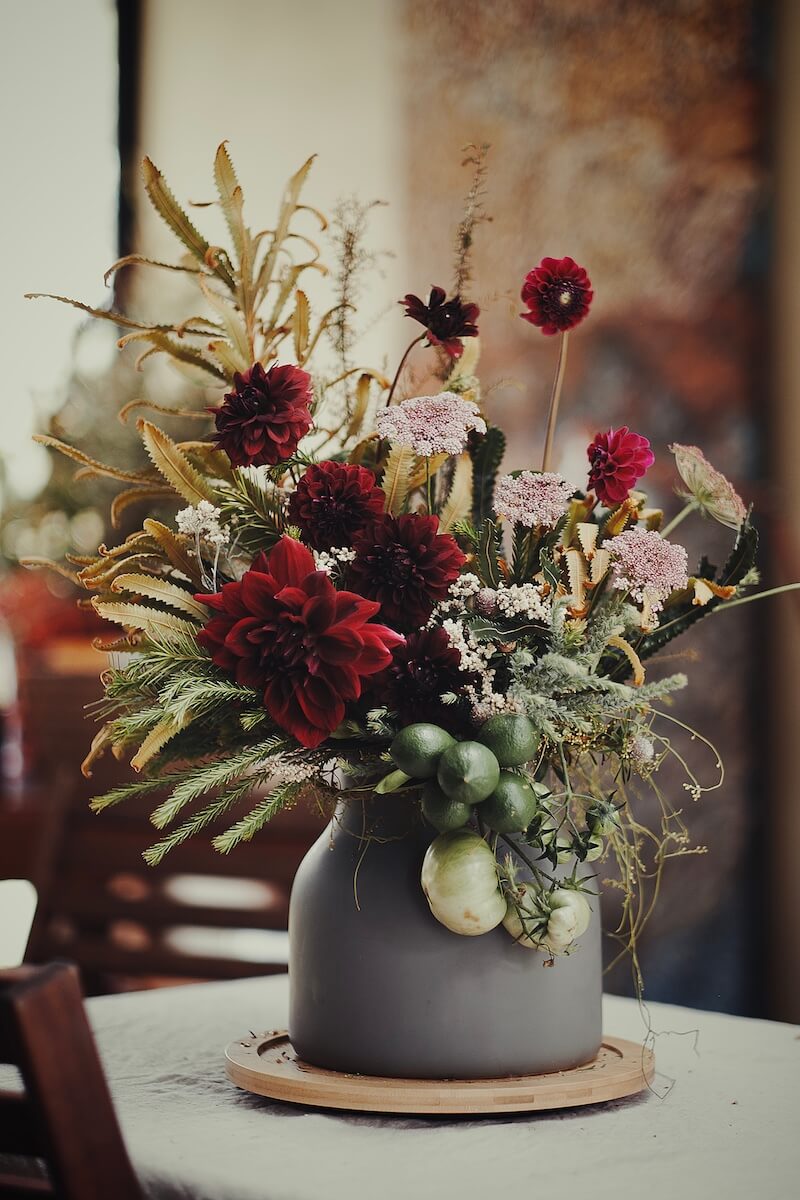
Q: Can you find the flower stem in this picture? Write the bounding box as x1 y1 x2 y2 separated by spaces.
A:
660 500 698 538
425 456 433 515
707 582 800 613
541 331 569 472
384 334 425 407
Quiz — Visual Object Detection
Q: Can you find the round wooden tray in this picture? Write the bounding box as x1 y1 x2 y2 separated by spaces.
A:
225 1031 655 1115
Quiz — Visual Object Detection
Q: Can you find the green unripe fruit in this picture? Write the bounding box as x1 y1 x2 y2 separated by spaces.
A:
420 781 473 833
390 723 456 779
477 713 539 767
480 772 539 833
421 829 506 936
436 741 501 805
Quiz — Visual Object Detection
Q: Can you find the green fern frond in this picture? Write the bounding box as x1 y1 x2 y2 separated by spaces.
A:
212 780 302 854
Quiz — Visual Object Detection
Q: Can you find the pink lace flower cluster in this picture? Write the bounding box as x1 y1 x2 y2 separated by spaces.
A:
607 528 688 611
493 471 574 528
376 392 486 457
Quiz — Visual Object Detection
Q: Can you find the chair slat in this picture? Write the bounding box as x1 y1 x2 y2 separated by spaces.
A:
0 963 141 1200
0 1173 52 1198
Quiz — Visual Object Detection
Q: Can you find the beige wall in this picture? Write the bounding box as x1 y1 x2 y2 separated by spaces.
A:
136 0 407 374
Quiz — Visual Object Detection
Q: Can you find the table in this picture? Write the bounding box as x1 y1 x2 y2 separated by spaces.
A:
80 976 799 1200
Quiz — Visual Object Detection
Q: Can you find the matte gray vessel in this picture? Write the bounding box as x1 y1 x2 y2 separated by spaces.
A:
288 795 602 1079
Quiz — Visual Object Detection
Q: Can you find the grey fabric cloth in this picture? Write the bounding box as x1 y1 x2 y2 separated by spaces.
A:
78 976 797 1200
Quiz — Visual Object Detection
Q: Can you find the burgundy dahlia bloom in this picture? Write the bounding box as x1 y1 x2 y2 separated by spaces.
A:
287 461 385 551
520 257 593 335
380 626 476 732
211 362 313 468
401 286 480 358
196 537 403 749
587 427 655 507
349 513 465 632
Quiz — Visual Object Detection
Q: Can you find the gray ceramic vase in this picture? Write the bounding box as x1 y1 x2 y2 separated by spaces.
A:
288 794 602 1079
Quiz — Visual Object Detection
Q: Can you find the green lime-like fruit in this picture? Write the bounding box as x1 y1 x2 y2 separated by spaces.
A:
477 713 539 767
390 723 456 779
436 741 501 805
480 772 539 834
421 781 473 833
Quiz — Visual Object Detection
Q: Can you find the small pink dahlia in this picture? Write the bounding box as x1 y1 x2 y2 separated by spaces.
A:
587 427 654 507
493 471 574 528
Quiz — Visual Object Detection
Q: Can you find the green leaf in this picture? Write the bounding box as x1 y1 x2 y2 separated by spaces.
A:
110 573 209 621
471 425 506 524
93 600 199 642
213 141 246 262
539 547 562 594
212 780 303 854
138 420 216 504
374 768 411 794
439 453 474 532
381 444 414 516
142 156 235 290
477 517 502 588
468 616 547 642
254 156 317 302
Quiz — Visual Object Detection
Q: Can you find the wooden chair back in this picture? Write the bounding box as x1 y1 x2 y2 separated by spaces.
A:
19 655 325 991
0 962 140 1200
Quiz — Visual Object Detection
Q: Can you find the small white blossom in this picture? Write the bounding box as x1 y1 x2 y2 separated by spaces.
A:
176 500 230 547
313 546 356 575
493 583 552 624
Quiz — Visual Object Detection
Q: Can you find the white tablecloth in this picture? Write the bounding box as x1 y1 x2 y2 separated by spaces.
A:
83 977 798 1200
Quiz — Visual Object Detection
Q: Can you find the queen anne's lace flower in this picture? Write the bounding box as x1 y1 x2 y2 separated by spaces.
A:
670 443 746 531
607 528 688 612
375 392 486 456
493 471 574 527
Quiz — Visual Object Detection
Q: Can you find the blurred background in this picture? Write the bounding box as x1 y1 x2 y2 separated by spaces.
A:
1 0 798 1021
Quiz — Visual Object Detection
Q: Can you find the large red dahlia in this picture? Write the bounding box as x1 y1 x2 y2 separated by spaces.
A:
196 537 403 748
349 513 465 632
401 286 479 358
211 362 313 467
287 461 385 550
587 427 655 507
520 256 593 335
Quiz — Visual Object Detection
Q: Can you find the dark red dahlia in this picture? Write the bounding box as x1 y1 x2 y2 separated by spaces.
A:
210 362 313 468
196 537 403 748
401 286 479 358
587 427 655 507
520 257 593 335
349 513 465 633
287 461 385 551
380 626 477 732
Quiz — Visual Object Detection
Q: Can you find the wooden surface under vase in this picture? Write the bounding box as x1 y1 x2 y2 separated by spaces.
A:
225 1030 655 1115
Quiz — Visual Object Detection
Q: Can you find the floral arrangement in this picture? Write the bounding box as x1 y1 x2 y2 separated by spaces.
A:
27 145 791 977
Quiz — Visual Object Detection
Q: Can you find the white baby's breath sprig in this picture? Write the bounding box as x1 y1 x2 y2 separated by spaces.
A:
176 500 230 590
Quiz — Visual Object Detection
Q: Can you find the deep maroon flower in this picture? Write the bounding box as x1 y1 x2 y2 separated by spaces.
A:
196 537 403 749
380 626 477 732
587 427 655 507
210 362 313 468
401 286 479 358
520 257 593 335
287 461 385 551
349 513 465 632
